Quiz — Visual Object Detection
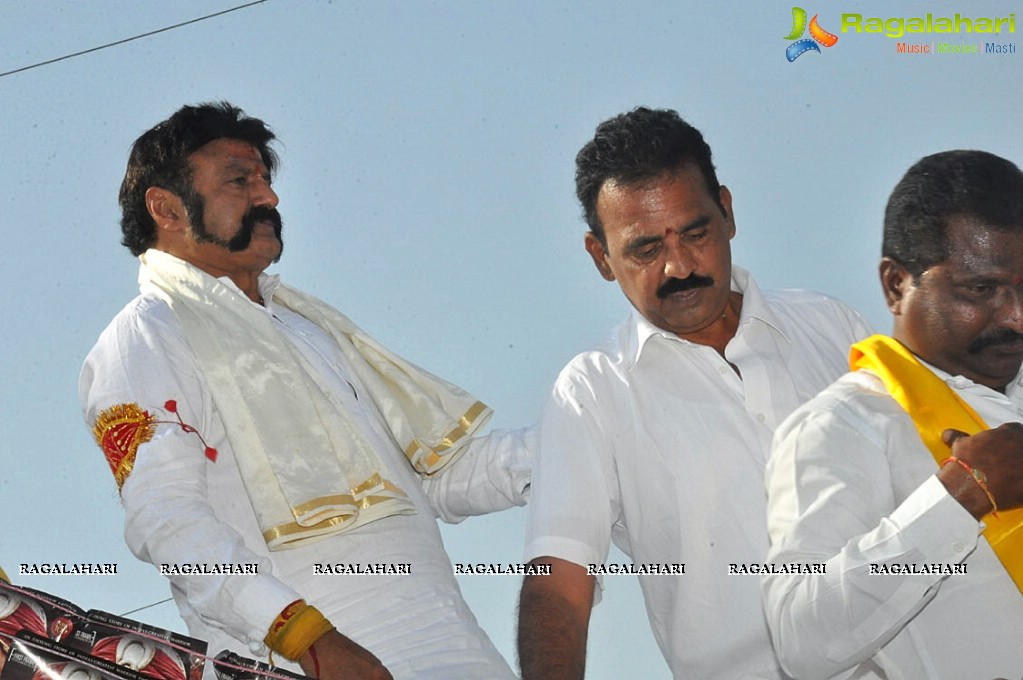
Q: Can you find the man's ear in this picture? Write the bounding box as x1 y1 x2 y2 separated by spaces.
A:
145 187 186 233
719 185 736 240
880 257 913 314
584 232 615 282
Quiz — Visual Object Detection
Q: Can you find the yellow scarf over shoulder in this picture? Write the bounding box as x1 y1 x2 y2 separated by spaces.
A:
851 334 1023 594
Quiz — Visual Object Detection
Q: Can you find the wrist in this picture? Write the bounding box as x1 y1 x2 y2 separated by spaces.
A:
938 457 997 520
264 599 335 661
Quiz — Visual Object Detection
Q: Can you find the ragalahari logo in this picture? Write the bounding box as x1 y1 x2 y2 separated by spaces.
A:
784 7 839 61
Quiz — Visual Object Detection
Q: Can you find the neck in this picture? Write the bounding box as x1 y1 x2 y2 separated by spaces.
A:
229 273 264 304
199 268 264 304
152 247 266 305
680 291 743 357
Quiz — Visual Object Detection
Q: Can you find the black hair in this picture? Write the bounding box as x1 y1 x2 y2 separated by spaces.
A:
118 102 278 256
884 150 1023 277
575 107 722 245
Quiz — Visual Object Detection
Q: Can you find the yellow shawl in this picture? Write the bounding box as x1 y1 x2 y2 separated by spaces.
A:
851 334 1023 593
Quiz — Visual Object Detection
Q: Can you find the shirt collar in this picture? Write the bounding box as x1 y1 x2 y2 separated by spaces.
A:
625 266 790 368
214 272 282 312
918 356 1023 401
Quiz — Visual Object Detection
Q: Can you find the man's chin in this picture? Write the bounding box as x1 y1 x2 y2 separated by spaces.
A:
969 353 1023 390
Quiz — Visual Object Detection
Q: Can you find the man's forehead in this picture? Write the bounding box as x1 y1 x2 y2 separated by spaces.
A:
936 215 1023 272
189 138 266 168
597 170 714 239
947 216 1023 247
601 166 704 198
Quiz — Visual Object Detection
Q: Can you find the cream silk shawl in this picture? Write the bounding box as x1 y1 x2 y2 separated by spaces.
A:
139 249 492 550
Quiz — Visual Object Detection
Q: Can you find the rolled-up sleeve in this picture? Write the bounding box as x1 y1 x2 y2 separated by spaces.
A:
523 363 619 593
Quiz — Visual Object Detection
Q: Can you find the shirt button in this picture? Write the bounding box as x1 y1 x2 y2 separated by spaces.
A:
756 413 766 423
952 540 966 553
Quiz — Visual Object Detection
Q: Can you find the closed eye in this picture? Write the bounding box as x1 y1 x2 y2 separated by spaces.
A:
959 282 997 299
629 243 662 261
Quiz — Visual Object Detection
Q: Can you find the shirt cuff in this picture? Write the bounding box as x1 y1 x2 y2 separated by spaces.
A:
888 474 981 563
224 574 306 649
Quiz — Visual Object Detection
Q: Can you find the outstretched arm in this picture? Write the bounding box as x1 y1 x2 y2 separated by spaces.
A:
422 426 535 522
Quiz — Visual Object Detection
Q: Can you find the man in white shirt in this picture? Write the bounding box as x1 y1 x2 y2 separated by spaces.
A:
80 102 532 680
516 107 871 679
763 150 1023 679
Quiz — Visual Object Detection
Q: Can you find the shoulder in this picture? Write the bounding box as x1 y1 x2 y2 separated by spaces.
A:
762 288 873 346
776 371 901 447
764 288 866 324
93 294 180 345
80 294 194 398
83 295 188 376
550 323 632 404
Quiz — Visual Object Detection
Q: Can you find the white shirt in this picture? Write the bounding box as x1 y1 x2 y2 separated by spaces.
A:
80 272 531 680
524 267 871 679
764 364 1023 680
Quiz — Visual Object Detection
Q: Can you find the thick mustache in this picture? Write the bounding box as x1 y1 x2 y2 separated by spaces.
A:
967 328 1023 354
228 206 283 252
656 274 713 299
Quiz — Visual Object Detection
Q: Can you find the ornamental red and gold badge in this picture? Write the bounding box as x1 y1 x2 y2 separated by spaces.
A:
92 400 217 491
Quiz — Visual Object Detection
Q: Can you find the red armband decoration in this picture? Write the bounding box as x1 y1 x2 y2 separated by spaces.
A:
92 400 219 491
92 403 157 490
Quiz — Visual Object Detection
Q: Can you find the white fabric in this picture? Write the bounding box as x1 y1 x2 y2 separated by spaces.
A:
80 268 532 680
138 249 492 549
524 267 871 679
764 365 1023 680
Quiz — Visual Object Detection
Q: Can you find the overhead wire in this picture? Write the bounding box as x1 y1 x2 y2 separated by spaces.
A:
0 0 270 638
120 597 175 617
0 0 268 79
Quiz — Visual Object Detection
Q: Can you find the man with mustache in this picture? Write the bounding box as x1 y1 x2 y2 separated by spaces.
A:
763 150 1023 678
80 103 532 680
516 107 871 678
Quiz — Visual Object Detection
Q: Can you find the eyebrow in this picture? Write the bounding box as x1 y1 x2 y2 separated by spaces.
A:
623 215 712 253
624 234 664 253
950 274 1005 286
219 157 267 175
217 163 271 186
679 215 712 233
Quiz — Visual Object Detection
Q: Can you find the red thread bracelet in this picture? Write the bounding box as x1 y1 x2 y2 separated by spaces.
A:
308 645 321 677
943 456 999 517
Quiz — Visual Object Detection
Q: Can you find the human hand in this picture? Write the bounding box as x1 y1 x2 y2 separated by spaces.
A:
297 629 393 680
941 423 1023 517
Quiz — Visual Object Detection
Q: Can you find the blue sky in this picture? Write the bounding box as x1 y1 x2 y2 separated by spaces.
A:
2 1 1020 677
